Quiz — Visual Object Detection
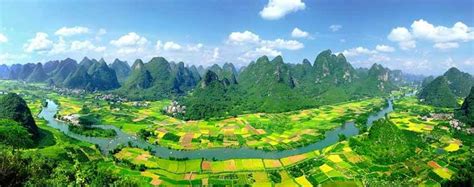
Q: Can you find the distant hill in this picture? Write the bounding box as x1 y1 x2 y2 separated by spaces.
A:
418 76 459 108
27 63 48 82
49 58 78 85
117 57 199 100
443 67 473 97
64 58 120 91
181 50 402 119
110 59 131 83
456 87 474 126
0 65 9 79
0 93 39 139
418 67 473 108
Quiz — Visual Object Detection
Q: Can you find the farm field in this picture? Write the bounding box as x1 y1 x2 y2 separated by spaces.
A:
0 80 471 186
2 81 387 151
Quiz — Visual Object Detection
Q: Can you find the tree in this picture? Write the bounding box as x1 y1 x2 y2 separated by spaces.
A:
0 119 34 148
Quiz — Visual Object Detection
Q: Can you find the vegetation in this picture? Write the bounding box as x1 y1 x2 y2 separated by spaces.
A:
69 125 117 138
0 60 472 186
0 119 34 148
456 86 474 126
0 93 39 138
182 50 399 119
418 76 459 108
350 118 422 164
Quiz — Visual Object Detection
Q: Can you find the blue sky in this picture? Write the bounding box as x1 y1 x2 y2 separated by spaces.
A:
0 0 473 75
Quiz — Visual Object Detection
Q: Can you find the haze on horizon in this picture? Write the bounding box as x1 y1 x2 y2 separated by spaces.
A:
0 0 473 76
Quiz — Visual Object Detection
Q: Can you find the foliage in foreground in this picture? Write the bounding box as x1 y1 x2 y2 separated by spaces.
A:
350 118 423 164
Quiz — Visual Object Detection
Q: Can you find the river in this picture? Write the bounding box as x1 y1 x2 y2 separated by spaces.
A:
38 99 393 160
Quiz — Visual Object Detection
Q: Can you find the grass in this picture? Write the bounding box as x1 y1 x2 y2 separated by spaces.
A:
1 81 472 186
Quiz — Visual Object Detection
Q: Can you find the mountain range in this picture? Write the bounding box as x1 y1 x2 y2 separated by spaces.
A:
418 67 474 108
0 49 435 119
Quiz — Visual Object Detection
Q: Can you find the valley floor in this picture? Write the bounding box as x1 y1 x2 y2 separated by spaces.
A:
0 80 471 186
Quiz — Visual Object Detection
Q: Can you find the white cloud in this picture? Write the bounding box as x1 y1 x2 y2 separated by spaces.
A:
155 40 163 51
55 26 89 37
388 27 416 50
228 31 260 44
375 45 395 52
211 47 220 62
368 54 391 63
342 47 377 57
442 57 457 69
24 32 54 53
388 19 473 50
239 47 282 62
187 43 204 52
259 0 305 20
110 32 148 47
163 41 182 51
71 40 106 52
329 25 342 32
261 38 304 50
433 42 459 50
411 19 474 43
0 33 7 43
291 27 309 38
97 28 107 35
49 37 68 54
464 58 474 65
0 53 28 65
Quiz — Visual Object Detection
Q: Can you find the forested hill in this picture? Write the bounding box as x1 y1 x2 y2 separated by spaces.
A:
418 67 473 108
0 93 39 140
180 50 406 120
0 50 422 102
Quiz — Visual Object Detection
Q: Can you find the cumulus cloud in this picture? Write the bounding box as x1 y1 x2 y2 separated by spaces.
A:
375 45 395 52
55 26 89 37
291 27 309 38
187 43 204 52
211 48 220 62
329 25 342 32
388 27 416 50
228 31 260 44
465 58 474 65
239 47 282 62
341 47 377 57
0 53 28 65
163 41 182 51
368 54 391 63
97 28 107 35
433 42 459 50
71 40 106 52
110 32 148 55
411 19 474 42
0 33 7 43
110 32 148 47
49 38 68 55
261 39 303 50
228 30 303 50
260 0 305 20
388 19 473 50
24 32 54 53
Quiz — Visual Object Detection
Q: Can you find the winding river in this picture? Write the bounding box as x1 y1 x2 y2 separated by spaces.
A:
38 99 393 160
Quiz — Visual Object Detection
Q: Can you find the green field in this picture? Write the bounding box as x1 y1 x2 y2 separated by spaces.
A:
0 80 472 186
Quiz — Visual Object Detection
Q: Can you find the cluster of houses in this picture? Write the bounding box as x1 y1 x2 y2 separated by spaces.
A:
132 101 150 107
163 101 186 116
421 112 473 134
47 86 86 96
94 93 128 103
60 114 81 126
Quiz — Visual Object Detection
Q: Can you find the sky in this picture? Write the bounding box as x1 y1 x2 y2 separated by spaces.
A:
0 0 473 75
